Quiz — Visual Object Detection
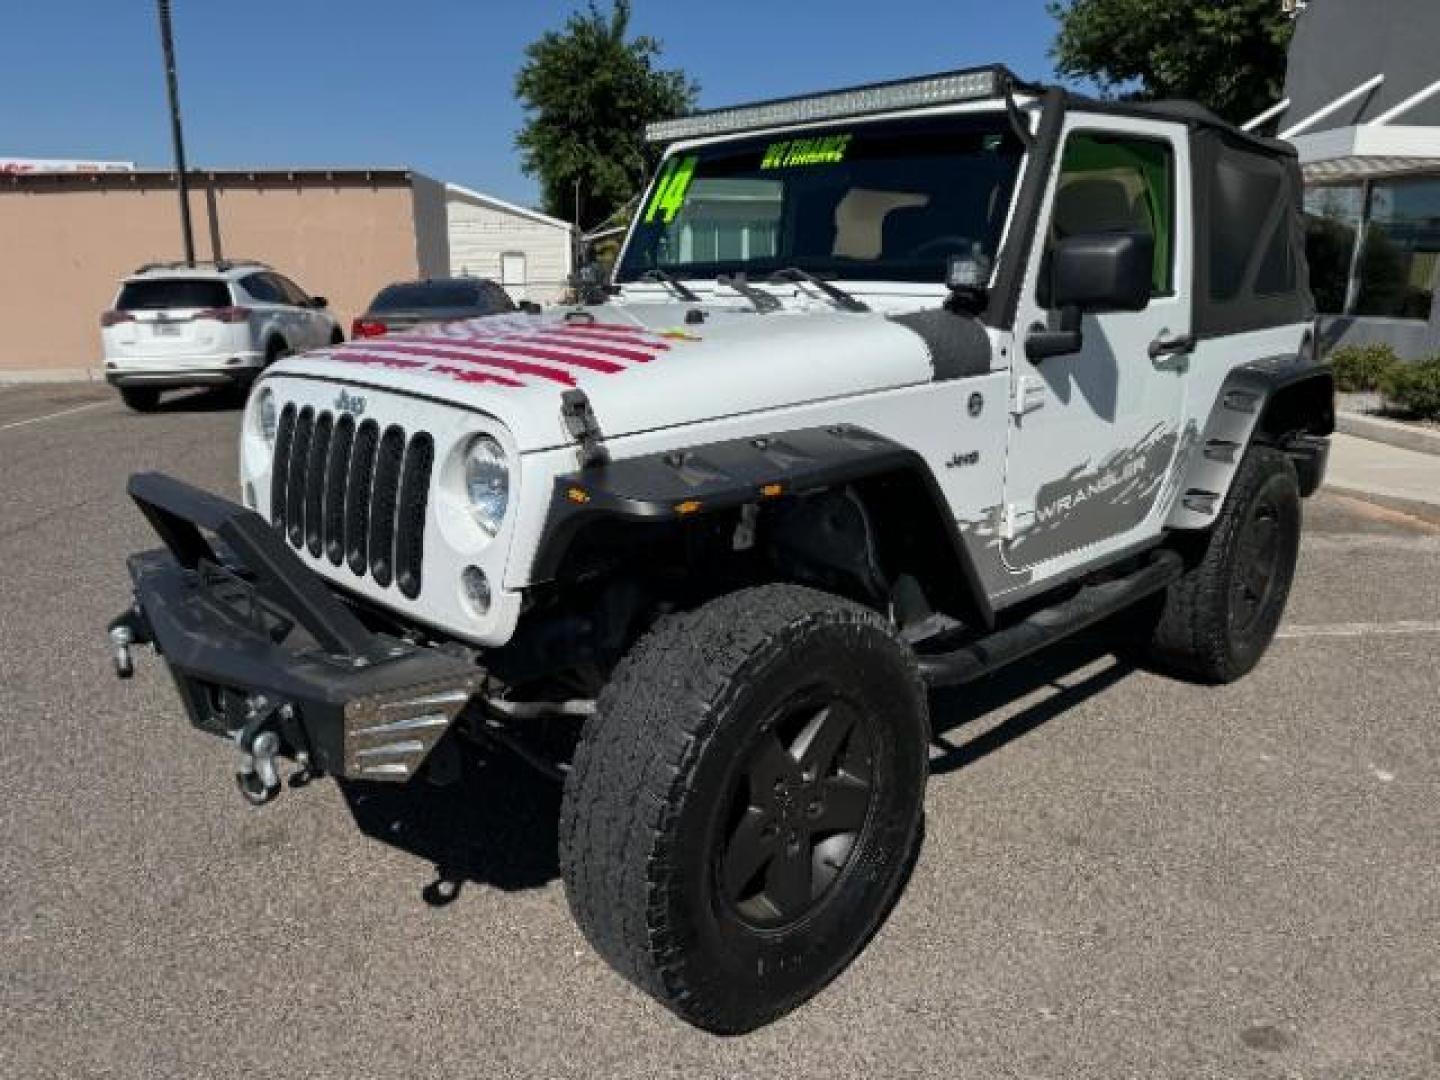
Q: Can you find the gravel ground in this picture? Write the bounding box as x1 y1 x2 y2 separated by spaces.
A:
2 384 1437 1080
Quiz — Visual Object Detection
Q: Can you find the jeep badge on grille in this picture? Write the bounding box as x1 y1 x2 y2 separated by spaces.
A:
335 390 367 416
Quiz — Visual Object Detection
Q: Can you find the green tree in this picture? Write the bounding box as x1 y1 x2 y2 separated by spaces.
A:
1048 0 1294 124
515 0 696 229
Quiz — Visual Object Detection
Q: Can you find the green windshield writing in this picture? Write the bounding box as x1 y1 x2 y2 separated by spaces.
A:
644 155 698 224
760 133 853 170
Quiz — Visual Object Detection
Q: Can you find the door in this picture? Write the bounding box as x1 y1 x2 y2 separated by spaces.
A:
500 251 527 303
1002 119 1192 571
272 273 328 348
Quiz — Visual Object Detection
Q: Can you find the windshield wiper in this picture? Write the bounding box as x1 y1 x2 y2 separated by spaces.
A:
769 267 869 313
638 269 700 303
715 273 782 313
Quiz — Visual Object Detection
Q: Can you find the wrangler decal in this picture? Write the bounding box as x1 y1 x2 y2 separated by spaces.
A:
1008 423 1180 566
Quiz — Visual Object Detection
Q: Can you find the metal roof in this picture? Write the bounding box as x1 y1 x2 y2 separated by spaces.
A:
1293 124 1440 184
2 166 419 191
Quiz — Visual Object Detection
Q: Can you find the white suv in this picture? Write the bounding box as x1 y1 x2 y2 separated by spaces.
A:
101 261 342 411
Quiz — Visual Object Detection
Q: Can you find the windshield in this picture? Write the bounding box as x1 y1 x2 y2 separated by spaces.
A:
617 114 1026 286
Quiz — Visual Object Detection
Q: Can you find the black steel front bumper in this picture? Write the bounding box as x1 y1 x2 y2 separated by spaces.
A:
110 472 481 793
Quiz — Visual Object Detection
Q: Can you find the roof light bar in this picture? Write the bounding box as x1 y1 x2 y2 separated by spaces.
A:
645 65 1014 144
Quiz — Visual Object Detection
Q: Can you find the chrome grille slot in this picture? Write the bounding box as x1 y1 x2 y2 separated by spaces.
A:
304 411 332 557
267 404 430 598
346 419 379 576
270 403 297 532
285 407 314 550
395 433 434 599
367 425 407 589
324 414 355 566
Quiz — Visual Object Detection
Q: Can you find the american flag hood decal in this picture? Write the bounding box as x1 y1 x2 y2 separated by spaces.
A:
273 305 938 452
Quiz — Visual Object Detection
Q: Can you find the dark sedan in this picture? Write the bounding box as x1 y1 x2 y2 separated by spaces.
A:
350 277 518 338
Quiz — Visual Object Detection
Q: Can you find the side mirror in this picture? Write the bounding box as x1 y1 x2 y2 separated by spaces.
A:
1026 232 1154 360
310 296 329 309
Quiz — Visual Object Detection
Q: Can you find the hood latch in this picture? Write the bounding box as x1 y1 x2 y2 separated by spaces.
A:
560 389 610 468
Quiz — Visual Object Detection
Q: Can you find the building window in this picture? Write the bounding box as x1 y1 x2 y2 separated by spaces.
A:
1306 179 1440 319
1358 179 1440 320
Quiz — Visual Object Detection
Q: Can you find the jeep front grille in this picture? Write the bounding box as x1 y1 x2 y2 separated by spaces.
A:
269 404 433 599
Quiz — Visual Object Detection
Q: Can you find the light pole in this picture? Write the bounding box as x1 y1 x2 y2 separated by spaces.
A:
156 0 195 266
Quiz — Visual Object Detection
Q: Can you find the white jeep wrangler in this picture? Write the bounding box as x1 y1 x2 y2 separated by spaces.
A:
110 67 1333 1034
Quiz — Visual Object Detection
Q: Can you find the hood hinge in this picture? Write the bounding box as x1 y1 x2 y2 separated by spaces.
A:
560 389 609 468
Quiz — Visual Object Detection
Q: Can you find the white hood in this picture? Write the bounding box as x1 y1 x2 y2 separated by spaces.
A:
272 303 937 452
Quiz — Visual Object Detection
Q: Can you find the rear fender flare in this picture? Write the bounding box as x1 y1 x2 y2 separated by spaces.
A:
1166 356 1335 530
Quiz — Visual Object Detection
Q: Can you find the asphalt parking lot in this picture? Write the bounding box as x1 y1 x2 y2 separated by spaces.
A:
2 383 1437 1080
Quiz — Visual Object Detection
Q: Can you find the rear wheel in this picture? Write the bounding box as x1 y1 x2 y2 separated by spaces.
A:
559 584 929 1034
118 386 161 412
1138 445 1301 683
264 337 290 367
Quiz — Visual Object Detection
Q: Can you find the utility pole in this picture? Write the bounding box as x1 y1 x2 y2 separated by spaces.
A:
156 0 195 265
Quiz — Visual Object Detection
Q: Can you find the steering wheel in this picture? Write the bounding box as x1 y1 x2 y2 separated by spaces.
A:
909 235 977 259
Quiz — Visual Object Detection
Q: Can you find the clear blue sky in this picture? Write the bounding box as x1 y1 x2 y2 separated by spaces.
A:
0 0 1074 208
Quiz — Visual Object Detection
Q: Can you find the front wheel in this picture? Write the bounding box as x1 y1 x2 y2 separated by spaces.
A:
1138 445 1302 683
559 584 929 1034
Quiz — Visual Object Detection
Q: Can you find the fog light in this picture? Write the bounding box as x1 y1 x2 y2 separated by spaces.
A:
461 566 491 616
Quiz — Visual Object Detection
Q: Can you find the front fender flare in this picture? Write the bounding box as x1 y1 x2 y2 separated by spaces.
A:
531 424 995 630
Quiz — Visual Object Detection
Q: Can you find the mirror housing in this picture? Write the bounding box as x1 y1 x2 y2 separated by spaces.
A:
1025 231 1154 360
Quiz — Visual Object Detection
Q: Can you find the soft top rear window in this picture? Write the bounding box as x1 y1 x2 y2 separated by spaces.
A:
370 282 481 311
117 279 233 311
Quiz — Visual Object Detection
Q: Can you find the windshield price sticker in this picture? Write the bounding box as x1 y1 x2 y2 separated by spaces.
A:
644 155 699 224
760 133 853 170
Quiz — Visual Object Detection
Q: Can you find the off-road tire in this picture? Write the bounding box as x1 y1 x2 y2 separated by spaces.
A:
559 584 929 1034
1141 445 1301 683
119 386 161 412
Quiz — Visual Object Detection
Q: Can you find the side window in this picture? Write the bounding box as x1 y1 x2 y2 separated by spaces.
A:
1048 132 1175 297
272 274 311 306
241 273 281 303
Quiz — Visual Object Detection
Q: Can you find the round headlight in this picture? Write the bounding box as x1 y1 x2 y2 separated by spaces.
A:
464 435 509 537
255 387 278 442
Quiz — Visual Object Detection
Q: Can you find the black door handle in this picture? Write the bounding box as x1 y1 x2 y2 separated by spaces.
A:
1148 333 1196 359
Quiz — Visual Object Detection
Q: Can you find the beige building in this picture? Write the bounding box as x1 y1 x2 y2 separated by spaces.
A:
0 167 574 379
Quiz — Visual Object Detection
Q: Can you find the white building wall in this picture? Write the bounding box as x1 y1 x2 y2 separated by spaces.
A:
445 184 574 306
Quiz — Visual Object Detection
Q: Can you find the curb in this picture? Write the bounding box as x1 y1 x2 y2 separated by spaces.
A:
1327 484 1440 528
1336 410 1440 458
0 368 104 386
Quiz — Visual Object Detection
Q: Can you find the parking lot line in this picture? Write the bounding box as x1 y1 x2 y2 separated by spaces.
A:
0 400 108 433
1277 619 1440 639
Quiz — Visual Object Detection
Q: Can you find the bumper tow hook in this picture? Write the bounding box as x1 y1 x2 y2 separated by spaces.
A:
236 729 283 806
109 625 135 680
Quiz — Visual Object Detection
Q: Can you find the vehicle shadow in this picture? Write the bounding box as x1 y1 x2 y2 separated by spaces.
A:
338 628 1142 904
338 740 562 905
150 386 244 413
926 630 1137 776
